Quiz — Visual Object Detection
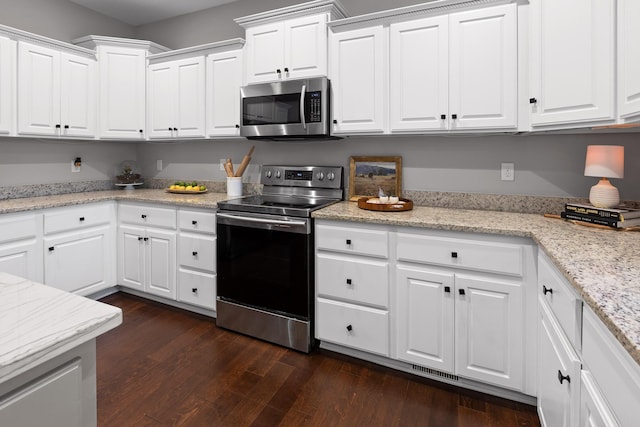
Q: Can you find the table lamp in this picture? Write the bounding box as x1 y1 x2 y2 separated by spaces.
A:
584 145 624 208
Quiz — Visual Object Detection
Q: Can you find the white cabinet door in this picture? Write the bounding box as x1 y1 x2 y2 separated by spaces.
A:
395 265 455 372
117 225 145 291
538 298 581 427
60 53 96 137
580 370 620 427
44 226 111 295
330 25 386 133
449 4 517 130
284 14 327 80
245 21 285 84
530 0 614 127
618 0 640 121
0 36 15 135
174 57 205 138
389 16 448 132
0 240 41 282
98 46 146 139
145 228 176 300
206 49 242 136
147 62 174 138
17 41 60 136
455 274 523 390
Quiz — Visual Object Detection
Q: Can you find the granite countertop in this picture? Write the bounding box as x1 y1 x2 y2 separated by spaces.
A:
313 202 640 367
1 190 639 368
0 272 122 383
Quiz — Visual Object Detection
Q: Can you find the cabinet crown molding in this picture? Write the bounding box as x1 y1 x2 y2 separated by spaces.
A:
148 38 245 63
235 0 348 28
71 35 170 54
0 23 95 58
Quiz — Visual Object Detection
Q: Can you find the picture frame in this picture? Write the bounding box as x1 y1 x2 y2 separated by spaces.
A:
349 156 403 201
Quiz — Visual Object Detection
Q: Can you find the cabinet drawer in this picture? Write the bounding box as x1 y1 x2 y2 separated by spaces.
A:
119 204 176 229
178 234 216 272
396 232 524 277
316 224 388 258
178 209 216 234
178 268 216 310
316 298 389 356
0 213 39 243
538 252 582 350
316 253 388 308
44 203 112 235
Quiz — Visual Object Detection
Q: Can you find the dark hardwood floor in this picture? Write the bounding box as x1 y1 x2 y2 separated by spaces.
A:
97 292 541 427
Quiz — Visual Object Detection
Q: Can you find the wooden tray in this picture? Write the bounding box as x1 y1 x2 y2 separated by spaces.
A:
357 197 413 212
166 189 208 194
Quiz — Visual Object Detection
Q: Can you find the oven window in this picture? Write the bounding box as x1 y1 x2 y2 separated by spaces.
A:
242 94 301 126
217 223 312 320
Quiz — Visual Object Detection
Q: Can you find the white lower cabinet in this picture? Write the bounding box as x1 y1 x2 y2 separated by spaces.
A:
117 204 176 300
43 203 114 295
0 212 42 282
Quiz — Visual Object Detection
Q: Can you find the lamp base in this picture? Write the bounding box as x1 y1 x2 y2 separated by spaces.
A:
589 177 620 208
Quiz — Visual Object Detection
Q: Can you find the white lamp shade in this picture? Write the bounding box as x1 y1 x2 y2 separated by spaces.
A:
584 145 624 178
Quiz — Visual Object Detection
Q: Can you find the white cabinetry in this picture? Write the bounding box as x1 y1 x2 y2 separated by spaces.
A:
529 0 614 128
0 212 42 282
617 0 640 122
43 202 115 296
147 56 205 139
315 222 390 356
0 35 15 135
329 25 386 134
17 41 96 137
206 47 243 137
177 209 216 311
117 203 176 299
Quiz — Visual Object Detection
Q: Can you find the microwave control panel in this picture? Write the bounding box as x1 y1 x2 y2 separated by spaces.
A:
306 91 322 123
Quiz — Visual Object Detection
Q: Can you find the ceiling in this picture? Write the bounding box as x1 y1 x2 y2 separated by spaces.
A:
69 0 242 26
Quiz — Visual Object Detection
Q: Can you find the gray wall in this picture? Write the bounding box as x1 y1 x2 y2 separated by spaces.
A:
0 0 135 43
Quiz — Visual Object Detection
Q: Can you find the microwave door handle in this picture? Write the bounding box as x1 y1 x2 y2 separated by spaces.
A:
300 84 306 129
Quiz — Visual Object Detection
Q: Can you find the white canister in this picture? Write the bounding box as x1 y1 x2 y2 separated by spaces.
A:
226 177 243 197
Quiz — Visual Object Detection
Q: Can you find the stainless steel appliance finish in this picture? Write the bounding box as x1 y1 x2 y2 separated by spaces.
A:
216 165 343 353
240 77 335 141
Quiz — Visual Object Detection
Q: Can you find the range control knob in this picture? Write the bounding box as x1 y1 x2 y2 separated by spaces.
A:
327 171 335 181
316 172 325 181
265 170 272 179
275 170 281 179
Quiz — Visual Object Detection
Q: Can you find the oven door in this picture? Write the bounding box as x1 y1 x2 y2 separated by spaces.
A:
216 212 313 320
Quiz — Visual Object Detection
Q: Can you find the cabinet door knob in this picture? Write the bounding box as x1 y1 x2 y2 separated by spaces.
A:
284 67 289 73
138 236 143 241
192 251 198 256
173 127 178 132
48 246 55 251
459 289 465 296
451 114 458 120
55 124 61 129
346 278 352 285
64 125 69 129
79 217 85 222
192 220 198 225
139 129 143 133
235 124 240 129
543 285 553 295
192 288 198 293
440 114 446 120
529 97 538 104
333 119 338 124
346 239 351 245
276 69 281 74
143 237 149 242
451 251 458 258
557 370 570 384
444 286 451 293
168 127 172 131
141 214 147 219
346 324 353 332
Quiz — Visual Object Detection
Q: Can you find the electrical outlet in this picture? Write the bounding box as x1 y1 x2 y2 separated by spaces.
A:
71 160 81 173
157 159 163 171
501 163 514 181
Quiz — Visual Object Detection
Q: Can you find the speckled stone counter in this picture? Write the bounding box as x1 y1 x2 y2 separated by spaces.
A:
313 202 640 368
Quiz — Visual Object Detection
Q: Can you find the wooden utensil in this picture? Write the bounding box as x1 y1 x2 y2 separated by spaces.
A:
224 158 234 177
235 146 255 177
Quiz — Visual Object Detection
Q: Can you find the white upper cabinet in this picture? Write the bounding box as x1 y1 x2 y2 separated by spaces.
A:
17 41 96 137
0 35 15 135
148 56 205 139
206 48 243 137
529 0 614 128
237 0 347 84
618 0 640 122
329 25 386 134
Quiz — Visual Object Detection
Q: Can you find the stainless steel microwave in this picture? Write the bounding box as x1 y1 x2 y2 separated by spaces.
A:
240 77 336 141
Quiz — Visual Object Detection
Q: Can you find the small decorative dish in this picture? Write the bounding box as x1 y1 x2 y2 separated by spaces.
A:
166 189 208 194
357 197 413 212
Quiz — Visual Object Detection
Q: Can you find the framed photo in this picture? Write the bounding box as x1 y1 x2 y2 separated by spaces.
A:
349 156 402 201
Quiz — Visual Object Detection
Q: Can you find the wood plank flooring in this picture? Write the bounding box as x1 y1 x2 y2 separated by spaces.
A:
97 292 541 427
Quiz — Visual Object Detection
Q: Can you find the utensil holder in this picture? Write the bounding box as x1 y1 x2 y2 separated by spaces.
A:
226 177 242 197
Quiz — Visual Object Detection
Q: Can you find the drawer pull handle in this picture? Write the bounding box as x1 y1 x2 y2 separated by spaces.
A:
451 251 458 258
48 246 55 251
346 239 351 245
143 237 149 242
543 285 553 295
346 324 353 332
192 251 198 256
459 289 465 296
192 220 198 225
141 214 147 219
346 278 352 285
79 217 85 222
192 288 198 293
138 236 143 241
557 370 570 385
444 286 451 293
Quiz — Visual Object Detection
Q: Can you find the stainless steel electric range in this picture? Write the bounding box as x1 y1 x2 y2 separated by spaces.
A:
216 165 344 353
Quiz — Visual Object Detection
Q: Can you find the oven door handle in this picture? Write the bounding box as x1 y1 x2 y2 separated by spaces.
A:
300 84 306 129
217 212 308 230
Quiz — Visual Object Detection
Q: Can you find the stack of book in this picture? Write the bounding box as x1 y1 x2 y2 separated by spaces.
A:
561 203 640 229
